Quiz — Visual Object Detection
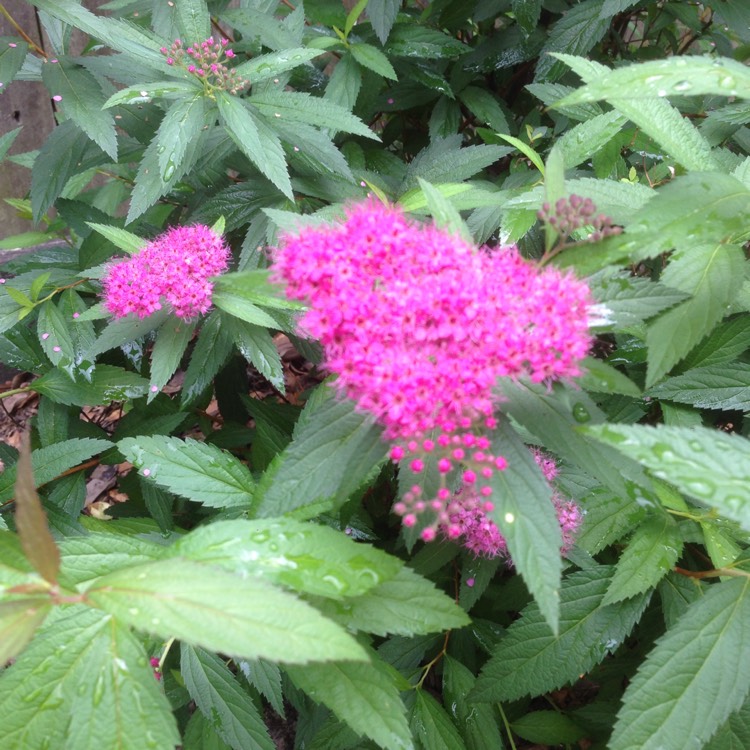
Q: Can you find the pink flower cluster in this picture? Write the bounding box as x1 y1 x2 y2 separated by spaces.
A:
273 200 591 541
102 225 230 321
160 37 247 94
441 450 582 559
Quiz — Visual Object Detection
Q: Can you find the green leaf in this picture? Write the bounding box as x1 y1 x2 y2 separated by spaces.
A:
471 566 649 703
493 133 545 174
287 653 412 750
183 711 233 750
88 308 171 358
647 363 750 411
86 558 368 663
237 659 284 717
411 689 466 750
0 437 111 503
610 578 750 750
37 300 76 369
706 698 750 750
511 711 585 745
254 389 388 517
487 422 562 635
249 90 378 140
416 178 473 243
0 37 28 89
0 598 51 665
102 80 201 108
350 42 397 80
235 48 323 85
324 53 362 113
181 311 234 405
13 439 60 584
645 250 745 387
553 54 718 171
0 607 179 750
32 365 150 406
118 435 255 509
602 514 683 605
170 518 401 599
175 0 210 42
585 425 750 532
314 564 470 636
42 59 117 159
557 111 628 169
680 316 750 371
148 319 196 401
216 91 293 198
155 94 208 180
181 645 275 750
457 87 509 133
578 357 642 397
443 655 504 750
0 231 54 251
556 55 750 107
223 317 284 392
86 222 146 254
0 126 21 160
367 0 399 44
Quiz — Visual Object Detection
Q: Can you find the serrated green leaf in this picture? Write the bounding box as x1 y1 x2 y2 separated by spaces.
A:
0 126 21 160
706 697 750 750
645 248 744 386
0 232 54 251
350 42 397 80
0 437 111 503
603 514 683 605
254 390 387 517
169 518 401 599
235 48 323 85
576 489 648 555
224 318 284 391
325 52 362 114
578 357 642 397
86 558 368 663
249 90 378 140
647 363 750 411
367 0 399 44
155 94 208 178
32 365 150 406
216 91 293 198
287 652 413 750
314 564 470 636
680 316 750 371
86 222 146 254
183 710 233 750
471 566 649 703
102 80 201 108
0 598 51 665
585 425 750 532
181 645 275 750
119 435 255 509
181 311 234 405
416 178 472 243
237 659 284 717
443 655 504 750
174 0 209 42
213 291 284 328
411 689 466 750
0 37 28 89
88 308 171 359
37 301 76 369
512 711 585 745
42 59 117 159
3 285 33 308
0 607 179 750
556 55 750 107
148 319 196 401
557 111 628 169
487 422 562 634
610 578 750 750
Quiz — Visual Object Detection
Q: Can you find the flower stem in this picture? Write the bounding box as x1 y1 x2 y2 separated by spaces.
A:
497 703 518 750
0 3 48 57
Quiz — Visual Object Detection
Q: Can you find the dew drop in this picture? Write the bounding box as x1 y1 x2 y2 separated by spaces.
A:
673 80 691 92
504 512 515 524
572 403 591 423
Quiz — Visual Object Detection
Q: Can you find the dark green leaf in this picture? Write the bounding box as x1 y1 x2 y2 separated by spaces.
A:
237 659 284 717
32 365 150 406
0 37 28 89
680 316 750 370
647 363 750 411
350 42 397 80
367 0 400 44
411 689 466 750
511 711 585 745
149 319 196 401
224 318 284 392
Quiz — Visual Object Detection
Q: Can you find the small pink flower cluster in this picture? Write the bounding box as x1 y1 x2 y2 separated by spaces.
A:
160 37 247 94
273 201 591 541
102 225 230 321
441 449 582 559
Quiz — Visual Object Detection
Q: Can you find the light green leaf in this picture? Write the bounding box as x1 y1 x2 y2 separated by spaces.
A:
175 0 209 43
155 94 208 178
557 111 628 169
86 222 146 254
86 558 368 663
148 319 196 401
287 653 413 750
0 598 51 665
181 645 275 750
585 425 750 532
42 59 117 159
169 518 402 599
603 514 683 605
487 422 562 635
350 42 397 79
556 55 750 106
118 435 255 509
706 697 750 750
578 357 642 397
471 566 649 703
416 178 473 243
680 316 750 371
0 437 111 503
102 80 200 108
249 90 378 140
645 247 745 387
235 48 323 84
512 711 585 745
495 133 545 174
31 365 150 406
37 300 76 369
88 308 171 358
254 391 387 517
0 607 179 750
610 578 750 750
648 363 750 411
314 564 470 636
411 689 466 750
0 231 54 251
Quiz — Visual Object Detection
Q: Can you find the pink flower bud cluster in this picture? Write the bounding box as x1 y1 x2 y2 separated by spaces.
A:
160 37 247 94
442 450 583 559
273 200 591 540
102 225 230 321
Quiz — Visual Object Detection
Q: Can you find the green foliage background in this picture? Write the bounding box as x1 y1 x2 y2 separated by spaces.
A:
1 1 750 748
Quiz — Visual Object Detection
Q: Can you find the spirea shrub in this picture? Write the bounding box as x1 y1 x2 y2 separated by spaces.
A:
1 2 750 750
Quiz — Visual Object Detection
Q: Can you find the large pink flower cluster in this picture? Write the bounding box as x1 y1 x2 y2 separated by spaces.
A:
102 225 230 321
273 200 591 541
